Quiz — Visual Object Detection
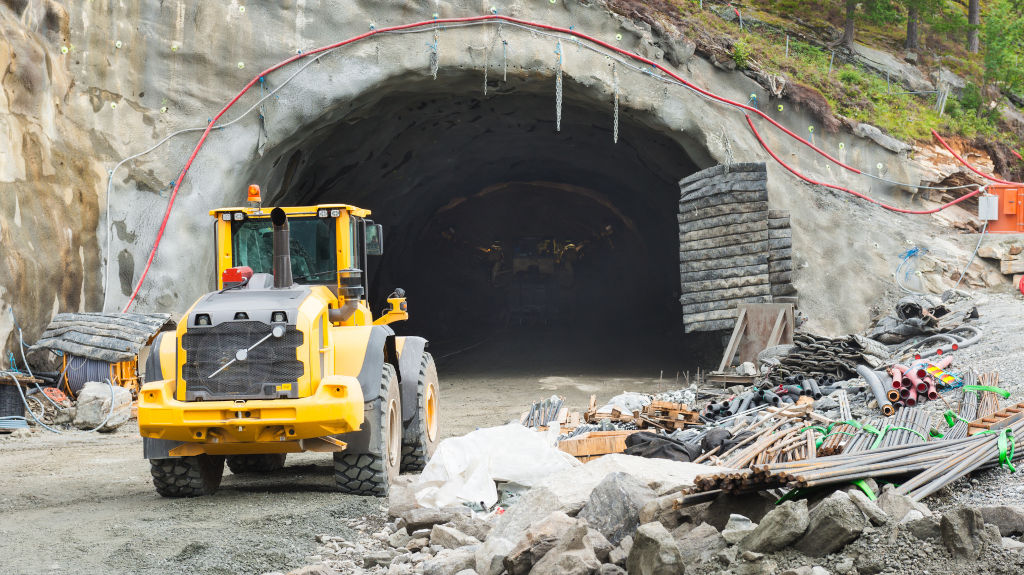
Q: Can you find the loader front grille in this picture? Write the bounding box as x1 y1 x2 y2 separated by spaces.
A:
181 321 304 400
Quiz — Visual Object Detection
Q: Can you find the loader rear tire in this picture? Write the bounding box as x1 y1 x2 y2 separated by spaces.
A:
333 363 401 496
401 352 440 472
226 453 287 474
149 455 225 497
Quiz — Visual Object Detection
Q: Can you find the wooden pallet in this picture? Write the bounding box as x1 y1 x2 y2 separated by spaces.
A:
968 402 1024 436
639 400 700 430
558 430 641 462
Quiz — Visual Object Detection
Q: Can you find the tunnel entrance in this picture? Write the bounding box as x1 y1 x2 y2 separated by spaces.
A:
252 75 723 375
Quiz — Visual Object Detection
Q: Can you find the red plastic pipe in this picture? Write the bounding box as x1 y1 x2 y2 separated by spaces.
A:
747 115 983 215
889 368 904 389
931 129 1021 186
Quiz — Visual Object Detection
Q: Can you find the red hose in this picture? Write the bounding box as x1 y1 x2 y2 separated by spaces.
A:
747 115 982 214
930 129 1021 186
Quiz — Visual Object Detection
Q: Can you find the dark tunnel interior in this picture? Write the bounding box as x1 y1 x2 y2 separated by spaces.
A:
256 78 724 374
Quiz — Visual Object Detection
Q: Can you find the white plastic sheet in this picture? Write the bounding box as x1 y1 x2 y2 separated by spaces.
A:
414 423 581 509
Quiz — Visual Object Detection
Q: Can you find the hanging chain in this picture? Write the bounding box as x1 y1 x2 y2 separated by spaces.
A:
429 27 440 79
500 23 508 83
555 41 563 132
612 64 619 144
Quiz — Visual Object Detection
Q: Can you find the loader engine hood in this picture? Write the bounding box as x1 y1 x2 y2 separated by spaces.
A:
180 286 313 401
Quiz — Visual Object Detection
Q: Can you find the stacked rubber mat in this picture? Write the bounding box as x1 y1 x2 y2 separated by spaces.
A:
677 162 795 333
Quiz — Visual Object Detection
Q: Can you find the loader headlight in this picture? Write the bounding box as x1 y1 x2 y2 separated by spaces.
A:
233 212 245 221
318 209 328 218
221 213 231 221
271 311 287 323
196 314 211 326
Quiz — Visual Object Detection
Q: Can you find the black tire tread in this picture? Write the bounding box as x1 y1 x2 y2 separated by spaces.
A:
401 352 438 472
226 453 287 474
149 455 224 497
333 364 398 497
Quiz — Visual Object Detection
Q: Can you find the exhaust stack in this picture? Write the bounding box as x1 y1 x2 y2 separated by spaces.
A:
270 207 293 288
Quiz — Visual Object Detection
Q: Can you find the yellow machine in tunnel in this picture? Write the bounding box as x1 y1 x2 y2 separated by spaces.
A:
138 197 440 497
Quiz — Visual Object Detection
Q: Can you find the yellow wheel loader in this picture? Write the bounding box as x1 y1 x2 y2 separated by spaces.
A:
138 198 440 497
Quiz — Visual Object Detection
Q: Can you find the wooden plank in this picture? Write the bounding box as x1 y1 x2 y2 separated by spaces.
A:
766 309 786 348
718 308 747 372
558 430 641 460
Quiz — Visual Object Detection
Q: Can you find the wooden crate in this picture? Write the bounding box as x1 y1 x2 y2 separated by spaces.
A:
558 430 641 462
968 402 1024 435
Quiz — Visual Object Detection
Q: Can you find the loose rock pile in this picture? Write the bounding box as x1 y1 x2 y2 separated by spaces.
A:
279 459 1024 575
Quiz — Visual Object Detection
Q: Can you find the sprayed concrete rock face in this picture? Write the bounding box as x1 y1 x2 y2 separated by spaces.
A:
0 0 997 352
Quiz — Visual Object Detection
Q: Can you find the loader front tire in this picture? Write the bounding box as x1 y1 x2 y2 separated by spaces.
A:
149 455 225 497
333 363 401 496
226 453 287 474
401 352 440 472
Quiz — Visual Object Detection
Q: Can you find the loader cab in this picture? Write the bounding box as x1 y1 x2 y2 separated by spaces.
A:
210 204 398 326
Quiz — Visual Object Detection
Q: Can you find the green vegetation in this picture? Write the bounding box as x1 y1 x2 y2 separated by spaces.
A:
732 39 752 69
663 0 1023 154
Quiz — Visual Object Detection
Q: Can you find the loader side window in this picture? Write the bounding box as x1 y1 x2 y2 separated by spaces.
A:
231 217 337 284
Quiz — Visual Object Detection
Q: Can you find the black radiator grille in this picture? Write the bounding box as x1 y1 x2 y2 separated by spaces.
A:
181 321 304 400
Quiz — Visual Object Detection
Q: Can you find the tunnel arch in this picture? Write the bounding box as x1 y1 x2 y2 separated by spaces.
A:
235 72 709 345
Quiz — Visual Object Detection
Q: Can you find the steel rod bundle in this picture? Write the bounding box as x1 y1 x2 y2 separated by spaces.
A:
686 419 1023 499
977 372 1001 419
944 372 979 440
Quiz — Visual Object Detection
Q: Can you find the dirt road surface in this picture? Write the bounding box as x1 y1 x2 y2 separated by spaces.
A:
0 328 696 575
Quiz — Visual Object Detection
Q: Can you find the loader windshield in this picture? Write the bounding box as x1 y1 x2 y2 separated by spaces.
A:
231 216 337 284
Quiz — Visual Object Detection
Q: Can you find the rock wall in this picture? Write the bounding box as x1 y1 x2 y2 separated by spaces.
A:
0 0 1006 357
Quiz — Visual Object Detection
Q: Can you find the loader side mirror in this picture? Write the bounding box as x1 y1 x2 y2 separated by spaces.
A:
366 223 384 256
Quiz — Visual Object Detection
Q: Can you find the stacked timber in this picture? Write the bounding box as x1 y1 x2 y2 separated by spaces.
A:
677 163 795 333
768 209 796 297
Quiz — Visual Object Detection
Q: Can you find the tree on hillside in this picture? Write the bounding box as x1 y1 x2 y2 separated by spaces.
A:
906 1 921 49
968 0 981 52
842 0 858 46
983 0 1024 92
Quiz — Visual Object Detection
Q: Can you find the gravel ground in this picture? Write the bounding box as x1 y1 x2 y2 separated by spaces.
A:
0 329 685 575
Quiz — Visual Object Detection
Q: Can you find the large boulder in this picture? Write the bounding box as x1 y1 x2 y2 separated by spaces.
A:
430 524 480 549
476 487 566 575
529 522 603 575
399 506 471 532
902 515 942 542
940 508 990 559
875 487 930 523
422 546 477 575
72 381 132 432
740 499 809 552
847 490 888 526
627 522 685 575
502 511 577 575
388 475 420 519
579 472 657 546
675 522 726 564
977 506 1024 537
794 491 866 557
721 514 758 545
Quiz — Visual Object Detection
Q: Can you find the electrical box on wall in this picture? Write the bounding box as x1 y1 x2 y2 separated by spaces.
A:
987 186 1024 233
978 195 999 221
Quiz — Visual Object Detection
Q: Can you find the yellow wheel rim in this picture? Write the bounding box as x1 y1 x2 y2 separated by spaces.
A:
387 396 401 468
425 382 439 442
